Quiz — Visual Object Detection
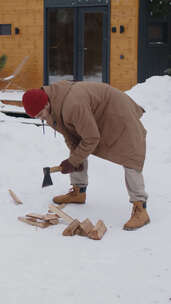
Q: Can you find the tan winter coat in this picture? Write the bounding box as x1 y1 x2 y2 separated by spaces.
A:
43 80 146 171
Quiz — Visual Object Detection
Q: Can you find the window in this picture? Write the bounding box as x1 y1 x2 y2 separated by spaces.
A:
0 24 11 35
148 22 168 45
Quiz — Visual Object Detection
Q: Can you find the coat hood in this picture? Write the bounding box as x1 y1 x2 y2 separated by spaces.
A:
43 80 73 113
42 80 74 132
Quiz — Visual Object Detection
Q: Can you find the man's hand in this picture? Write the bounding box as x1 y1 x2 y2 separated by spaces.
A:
60 159 84 174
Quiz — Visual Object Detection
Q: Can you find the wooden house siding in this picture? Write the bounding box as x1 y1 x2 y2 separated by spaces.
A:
0 0 44 90
110 0 139 90
0 0 149 93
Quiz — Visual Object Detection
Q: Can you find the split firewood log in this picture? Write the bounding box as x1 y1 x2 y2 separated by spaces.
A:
88 220 107 240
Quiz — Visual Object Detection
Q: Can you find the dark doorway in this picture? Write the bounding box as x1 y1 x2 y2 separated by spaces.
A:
44 1 109 84
138 0 171 82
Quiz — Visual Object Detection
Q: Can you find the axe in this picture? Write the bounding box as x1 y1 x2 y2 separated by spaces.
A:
42 165 62 187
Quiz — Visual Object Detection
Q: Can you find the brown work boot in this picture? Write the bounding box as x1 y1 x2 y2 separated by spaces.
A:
123 201 150 231
53 186 86 204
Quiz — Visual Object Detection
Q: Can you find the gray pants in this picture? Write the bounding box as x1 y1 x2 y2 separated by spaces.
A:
70 159 148 202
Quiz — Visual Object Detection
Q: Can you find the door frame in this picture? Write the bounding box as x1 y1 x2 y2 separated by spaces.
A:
44 0 110 85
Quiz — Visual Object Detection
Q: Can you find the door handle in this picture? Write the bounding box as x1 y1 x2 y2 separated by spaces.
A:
84 48 88 51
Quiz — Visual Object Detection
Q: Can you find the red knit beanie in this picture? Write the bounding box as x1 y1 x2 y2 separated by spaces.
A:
22 89 48 117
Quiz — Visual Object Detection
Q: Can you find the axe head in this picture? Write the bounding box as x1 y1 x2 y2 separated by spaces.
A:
42 167 53 188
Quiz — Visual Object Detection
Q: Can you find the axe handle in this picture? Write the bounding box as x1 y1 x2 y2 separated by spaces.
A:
50 166 62 173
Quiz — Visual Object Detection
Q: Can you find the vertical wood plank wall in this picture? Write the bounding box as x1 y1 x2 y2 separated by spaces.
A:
0 0 43 90
110 0 139 90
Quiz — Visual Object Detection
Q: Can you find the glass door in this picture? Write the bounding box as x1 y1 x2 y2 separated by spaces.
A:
79 7 108 82
46 6 108 84
47 8 75 84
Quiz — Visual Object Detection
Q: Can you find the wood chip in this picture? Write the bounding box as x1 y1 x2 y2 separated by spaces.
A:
26 213 45 220
43 213 59 221
18 217 51 228
48 218 59 225
48 204 73 224
26 213 59 221
48 203 66 213
8 189 23 205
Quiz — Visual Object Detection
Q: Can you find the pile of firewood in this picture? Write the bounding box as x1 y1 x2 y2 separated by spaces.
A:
18 212 60 228
49 204 107 240
9 189 107 240
18 204 107 240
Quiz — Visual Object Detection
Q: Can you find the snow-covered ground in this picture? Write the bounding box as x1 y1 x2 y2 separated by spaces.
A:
0 76 171 304
0 89 24 101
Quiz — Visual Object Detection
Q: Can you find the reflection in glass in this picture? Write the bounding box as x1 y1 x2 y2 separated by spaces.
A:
48 8 74 84
148 22 168 45
84 13 103 82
